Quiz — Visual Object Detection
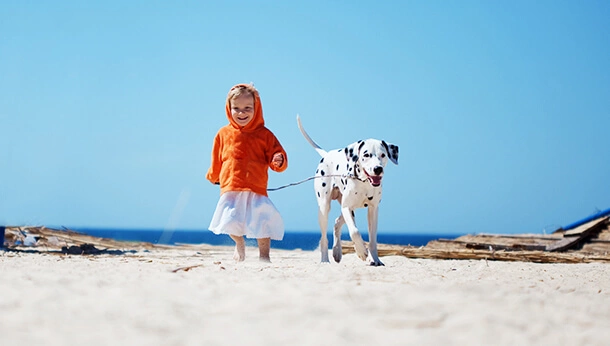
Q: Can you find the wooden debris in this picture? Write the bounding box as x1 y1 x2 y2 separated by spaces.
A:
172 264 204 273
546 217 608 251
2 226 169 253
341 216 610 263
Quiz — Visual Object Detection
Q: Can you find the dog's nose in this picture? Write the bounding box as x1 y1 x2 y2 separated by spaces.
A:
373 166 383 175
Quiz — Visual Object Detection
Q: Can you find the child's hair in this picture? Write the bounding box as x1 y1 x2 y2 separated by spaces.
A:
228 83 259 102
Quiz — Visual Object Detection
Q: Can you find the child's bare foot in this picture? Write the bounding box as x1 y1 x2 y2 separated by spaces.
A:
233 247 245 261
259 255 271 263
257 238 271 263
230 235 246 262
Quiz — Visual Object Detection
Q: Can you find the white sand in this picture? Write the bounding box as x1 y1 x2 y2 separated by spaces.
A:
1 246 609 346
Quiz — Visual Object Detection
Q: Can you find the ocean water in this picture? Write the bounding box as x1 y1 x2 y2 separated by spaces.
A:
74 228 461 251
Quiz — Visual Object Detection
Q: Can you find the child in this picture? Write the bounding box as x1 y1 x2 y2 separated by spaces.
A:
206 83 288 262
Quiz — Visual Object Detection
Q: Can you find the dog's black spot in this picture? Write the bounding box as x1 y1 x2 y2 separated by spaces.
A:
322 182 326 187
358 141 365 151
382 140 389 153
368 196 373 200
317 192 320 198
351 210 355 217
352 155 358 162
320 158 324 163
344 147 348 155
320 170 325 176
316 169 319 174
349 148 354 156
336 164 339 170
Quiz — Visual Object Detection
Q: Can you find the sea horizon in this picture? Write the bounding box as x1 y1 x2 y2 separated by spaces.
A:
68 227 465 251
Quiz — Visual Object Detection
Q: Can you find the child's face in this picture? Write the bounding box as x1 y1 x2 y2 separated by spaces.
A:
230 93 255 127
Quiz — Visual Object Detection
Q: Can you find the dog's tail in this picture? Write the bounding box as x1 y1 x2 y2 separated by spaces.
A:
297 114 327 157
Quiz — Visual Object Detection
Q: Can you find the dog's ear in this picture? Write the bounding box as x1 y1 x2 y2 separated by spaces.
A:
382 140 399 165
344 140 363 163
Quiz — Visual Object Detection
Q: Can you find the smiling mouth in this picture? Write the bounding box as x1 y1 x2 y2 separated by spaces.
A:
364 171 382 186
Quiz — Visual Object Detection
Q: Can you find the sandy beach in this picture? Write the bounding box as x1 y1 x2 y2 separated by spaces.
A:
1 245 609 346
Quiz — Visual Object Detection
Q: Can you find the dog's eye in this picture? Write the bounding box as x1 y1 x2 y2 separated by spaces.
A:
363 153 371 158
381 153 386 158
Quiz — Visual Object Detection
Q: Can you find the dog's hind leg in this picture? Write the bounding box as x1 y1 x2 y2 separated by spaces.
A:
341 207 368 261
317 201 331 263
332 214 345 263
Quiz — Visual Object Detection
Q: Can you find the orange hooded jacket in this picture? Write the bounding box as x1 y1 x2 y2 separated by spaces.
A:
206 84 287 197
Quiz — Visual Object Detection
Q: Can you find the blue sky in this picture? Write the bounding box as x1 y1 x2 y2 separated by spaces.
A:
1 1 609 235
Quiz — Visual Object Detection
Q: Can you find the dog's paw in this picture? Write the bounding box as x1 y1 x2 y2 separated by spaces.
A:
354 245 368 261
367 254 384 266
356 251 368 261
321 251 330 263
332 246 342 263
368 260 385 267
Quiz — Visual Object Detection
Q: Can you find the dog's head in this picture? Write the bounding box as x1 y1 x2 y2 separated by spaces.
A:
344 139 399 187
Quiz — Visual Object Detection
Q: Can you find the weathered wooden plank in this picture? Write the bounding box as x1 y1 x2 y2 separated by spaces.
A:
466 234 562 241
464 242 547 251
563 216 609 236
546 217 609 252
433 239 547 251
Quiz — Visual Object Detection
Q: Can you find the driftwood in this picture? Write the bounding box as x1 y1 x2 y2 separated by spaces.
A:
546 217 608 251
341 242 610 263
341 216 610 264
342 241 610 264
172 264 204 273
2 226 168 254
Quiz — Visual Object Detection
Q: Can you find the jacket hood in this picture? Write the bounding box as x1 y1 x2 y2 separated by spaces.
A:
225 84 265 132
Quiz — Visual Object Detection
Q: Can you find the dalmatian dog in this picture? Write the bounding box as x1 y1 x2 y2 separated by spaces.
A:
297 115 399 266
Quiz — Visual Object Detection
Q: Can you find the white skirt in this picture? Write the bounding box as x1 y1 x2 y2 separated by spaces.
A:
208 191 284 240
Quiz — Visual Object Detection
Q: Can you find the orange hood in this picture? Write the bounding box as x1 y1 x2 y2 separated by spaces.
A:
225 84 265 132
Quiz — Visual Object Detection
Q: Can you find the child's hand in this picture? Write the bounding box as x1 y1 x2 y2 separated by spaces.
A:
272 153 284 168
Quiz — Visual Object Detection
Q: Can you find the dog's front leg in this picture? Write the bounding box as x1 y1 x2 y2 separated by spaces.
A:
367 205 384 266
341 206 368 261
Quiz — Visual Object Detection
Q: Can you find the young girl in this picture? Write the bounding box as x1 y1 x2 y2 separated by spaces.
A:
207 83 288 262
